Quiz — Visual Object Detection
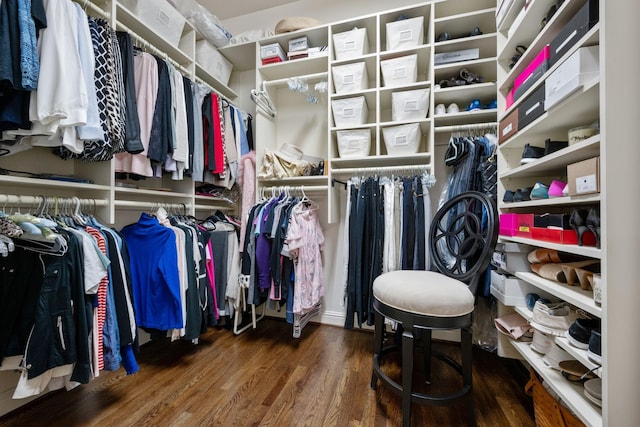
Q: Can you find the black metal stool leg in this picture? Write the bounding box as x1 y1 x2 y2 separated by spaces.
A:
461 326 476 427
401 325 414 427
422 328 432 383
371 311 384 389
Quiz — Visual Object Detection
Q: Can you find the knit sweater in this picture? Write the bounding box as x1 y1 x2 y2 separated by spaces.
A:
237 150 256 250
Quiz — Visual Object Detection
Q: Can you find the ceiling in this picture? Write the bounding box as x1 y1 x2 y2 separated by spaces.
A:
199 0 299 20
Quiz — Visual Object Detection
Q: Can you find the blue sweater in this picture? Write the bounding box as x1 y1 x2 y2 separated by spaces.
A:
121 213 182 330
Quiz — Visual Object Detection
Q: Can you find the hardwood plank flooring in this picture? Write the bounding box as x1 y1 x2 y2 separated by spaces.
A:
0 318 534 427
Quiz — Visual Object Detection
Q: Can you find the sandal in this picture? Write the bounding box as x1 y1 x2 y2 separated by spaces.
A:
559 360 598 383
560 260 599 285
459 68 485 84
438 77 466 88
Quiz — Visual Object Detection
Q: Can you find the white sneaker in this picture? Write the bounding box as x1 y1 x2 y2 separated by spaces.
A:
435 103 446 115
447 103 459 114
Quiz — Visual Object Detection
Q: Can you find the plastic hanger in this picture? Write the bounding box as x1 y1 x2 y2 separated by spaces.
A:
251 81 277 118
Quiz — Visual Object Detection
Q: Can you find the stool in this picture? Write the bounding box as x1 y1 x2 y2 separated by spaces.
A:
370 191 498 427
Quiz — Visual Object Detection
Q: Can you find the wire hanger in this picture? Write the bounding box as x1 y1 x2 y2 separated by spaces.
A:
251 81 277 118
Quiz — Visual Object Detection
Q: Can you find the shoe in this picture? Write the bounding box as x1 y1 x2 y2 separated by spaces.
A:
530 300 578 337
512 187 532 202
470 26 483 36
530 329 553 354
503 189 515 203
559 360 598 383
544 138 568 156
520 143 545 164
586 207 601 249
566 318 601 349
569 208 589 246
435 103 446 115
437 32 451 42
542 343 572 370
439 77 467 88
587 329 602 364
484 99 497 109
575 264 601 290
525 293 551 311
548 180 567 197
560 260 599 286
527 248 563 263
459 68 485 84
584 378 602 408
530 182 549 199
465 99 481 111
447 103 459 114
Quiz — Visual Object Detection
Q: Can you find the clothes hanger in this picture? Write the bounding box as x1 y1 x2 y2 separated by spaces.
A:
251 81 277 118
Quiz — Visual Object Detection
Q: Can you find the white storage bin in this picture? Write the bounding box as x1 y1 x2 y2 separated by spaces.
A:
196 40 233 86
380 54 417 87
386 16 424 51
545 45 599 110
382 123 421 155
332 62 368 94
332 97 368 127
333 28 368 60
391 88 430 121
120 0 186 47
336 129 371 158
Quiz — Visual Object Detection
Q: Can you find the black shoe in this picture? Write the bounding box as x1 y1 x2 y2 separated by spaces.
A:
544 139 568 156
437 32 451 42
520 144 545 164
503 189 515 203
566 318 601 349
513 187 532 202
586 207 601 249
569 208 589 246
587 330 601 364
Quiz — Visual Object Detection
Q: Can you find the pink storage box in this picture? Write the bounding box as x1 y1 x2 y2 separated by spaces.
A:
505 87 515 110
514 45 550 91
499 213 518 236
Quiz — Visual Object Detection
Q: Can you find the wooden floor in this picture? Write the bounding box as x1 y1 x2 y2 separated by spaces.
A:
0 318 534 427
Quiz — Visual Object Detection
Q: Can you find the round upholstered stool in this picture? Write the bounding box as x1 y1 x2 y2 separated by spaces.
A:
370 191 498 427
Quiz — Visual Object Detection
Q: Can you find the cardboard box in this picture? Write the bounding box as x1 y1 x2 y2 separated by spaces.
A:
567 156 600 195
549 0 599 66
120 0 186 47
386 16 424 51
333 28 368 60
492 242 535 273
518 83 545 130
505 87 515 110
196 40 233 86
545 45 599 110
499 109 518 144
534 213 570 229
516 213 534 238
260 43 286 61
289 36 309 52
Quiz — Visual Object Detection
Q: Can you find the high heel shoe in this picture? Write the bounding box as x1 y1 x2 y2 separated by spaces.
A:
586 207 601 249
569 208 589 246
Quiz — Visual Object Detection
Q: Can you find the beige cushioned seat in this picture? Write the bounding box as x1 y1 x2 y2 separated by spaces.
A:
373 270 474 317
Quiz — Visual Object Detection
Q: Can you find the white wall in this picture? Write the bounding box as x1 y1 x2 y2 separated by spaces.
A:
222 0 424 36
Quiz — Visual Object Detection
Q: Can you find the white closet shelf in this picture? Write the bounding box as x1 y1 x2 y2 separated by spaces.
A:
433 34 497 58
433 82 498 105
257 176 329 187
498 193 601 209
219 42 255 72
330 52 378 67
195 64 237 99
259 56 328 81
0 175 109 191
499 135 601 174
497 0 526 32
433 7 496 24
500 81 600 148
500 235 601 261
433 108 498 126
330 155 431 174
115 187 192 199
434 57 498 76
510 340 602 427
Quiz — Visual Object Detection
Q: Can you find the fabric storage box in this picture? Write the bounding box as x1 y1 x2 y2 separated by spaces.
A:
516 213 534 238
434 48 479 65
386 16 424 51
333 28 368 60
499 213 518 236
513 45 550 101
336 129 371 158
391 88 429 120
518 83 545 130
567 156 600 196
380 54 417 87
549 0 599 67
499 109 518 144
332 62 368 94
492 242 534 273
332 97 368 127
196 40 233 85
532 227 596 246
545 45 599 110
382 123 421 155
120 0 185 47
491 271 541 306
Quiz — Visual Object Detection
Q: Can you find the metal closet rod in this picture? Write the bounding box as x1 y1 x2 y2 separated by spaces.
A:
0 194 108 207
331 164 431 175
434 122 498 133
259 185 327 193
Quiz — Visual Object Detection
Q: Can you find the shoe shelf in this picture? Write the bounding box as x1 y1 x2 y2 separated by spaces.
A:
434 33 498 62
433 82 498 107
511 340 603 427
329 153 431 172
497 0 590 87
434 57 498 83
433 6 497 26
500 234 600 259
499 24 600 118
498 193 601 210
499 80 600 147
514 271 602 318
499 134 601 177
433 108 497 126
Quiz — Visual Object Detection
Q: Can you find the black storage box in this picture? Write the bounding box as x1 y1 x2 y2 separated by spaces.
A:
518 83 546 130
534 213 571 230
514 60 549 101
549 0 599 67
